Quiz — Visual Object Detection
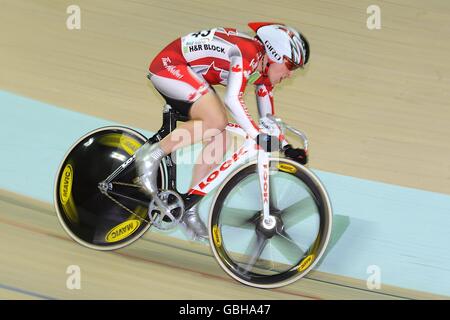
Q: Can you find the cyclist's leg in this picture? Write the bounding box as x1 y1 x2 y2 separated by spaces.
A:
146 63 229 240
174 92 228 240
156 88 230 189
138 60 227 239
137 60 221 196
190 128 230 188
158 90 228 154
159 90 230 195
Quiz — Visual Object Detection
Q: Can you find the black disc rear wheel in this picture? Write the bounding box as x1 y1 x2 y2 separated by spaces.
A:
54 126 167 250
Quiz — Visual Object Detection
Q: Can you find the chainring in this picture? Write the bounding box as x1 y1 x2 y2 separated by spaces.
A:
148 190 185 230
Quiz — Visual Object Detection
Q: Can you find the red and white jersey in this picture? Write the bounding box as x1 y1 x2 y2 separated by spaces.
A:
149 27 275 139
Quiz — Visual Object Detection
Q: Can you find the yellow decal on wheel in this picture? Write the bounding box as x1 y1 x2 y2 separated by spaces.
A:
212 225 222 247
98 133 142 156
297 254 315 272
60 164 73 205
277 163 297 174
106 220 141 243
59 164 79 224
120 135 142 156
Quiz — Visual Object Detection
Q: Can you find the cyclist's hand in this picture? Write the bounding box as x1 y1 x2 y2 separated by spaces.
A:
283 144 308 165
256 133 280 152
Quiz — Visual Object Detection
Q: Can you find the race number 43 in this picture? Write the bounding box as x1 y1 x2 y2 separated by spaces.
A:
184 28 216 44
191 30 213 38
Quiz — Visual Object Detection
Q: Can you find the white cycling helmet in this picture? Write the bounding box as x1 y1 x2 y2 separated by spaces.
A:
249 22 309 69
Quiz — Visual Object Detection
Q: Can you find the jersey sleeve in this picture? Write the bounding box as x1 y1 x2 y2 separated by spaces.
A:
255 83 289 147
255 83 274 118
223 48 260 139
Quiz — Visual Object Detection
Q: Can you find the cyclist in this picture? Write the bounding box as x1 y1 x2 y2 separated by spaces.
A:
136 22 309 241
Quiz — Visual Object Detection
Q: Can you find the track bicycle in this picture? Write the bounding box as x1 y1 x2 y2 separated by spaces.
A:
54 104 332 288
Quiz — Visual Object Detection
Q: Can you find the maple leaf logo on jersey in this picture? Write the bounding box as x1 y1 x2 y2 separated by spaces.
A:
187 83 209 102
231 64 242 72
201 62 223 81
188 91 199 101
257 88 268 97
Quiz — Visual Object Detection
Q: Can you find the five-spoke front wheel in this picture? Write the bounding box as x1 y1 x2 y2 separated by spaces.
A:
209 158 332 288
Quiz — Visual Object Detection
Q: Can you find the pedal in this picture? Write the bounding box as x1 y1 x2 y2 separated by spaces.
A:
148 190 184 230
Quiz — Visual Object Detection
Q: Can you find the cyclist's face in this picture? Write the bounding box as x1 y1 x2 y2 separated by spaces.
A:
268 62 293 85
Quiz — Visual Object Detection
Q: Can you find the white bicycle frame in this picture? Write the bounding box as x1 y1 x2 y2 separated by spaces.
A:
188 115 308 229
99 109 309 230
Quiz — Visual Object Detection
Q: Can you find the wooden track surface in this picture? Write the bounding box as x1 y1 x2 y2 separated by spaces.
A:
1 0 449 299
1 189 446 300
1 0 449 193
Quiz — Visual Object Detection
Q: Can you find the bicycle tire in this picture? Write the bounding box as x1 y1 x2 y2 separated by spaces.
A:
54 126 168 251
208 158 332 288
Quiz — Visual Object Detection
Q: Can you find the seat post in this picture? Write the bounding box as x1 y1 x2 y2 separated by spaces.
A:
161 104 177 134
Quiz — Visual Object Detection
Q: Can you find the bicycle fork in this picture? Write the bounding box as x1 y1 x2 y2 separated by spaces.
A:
257 150 276 230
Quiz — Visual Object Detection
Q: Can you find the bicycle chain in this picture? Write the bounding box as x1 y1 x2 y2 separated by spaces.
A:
102 182 151 224
112 181 141 188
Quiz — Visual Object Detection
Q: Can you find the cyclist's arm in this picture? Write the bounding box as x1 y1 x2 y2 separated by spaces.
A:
255 84 274 118
254 83 290 148
224 52 260 140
